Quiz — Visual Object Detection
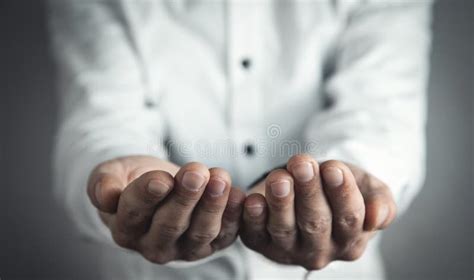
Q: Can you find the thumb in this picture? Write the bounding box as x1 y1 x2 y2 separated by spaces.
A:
87 160 127 213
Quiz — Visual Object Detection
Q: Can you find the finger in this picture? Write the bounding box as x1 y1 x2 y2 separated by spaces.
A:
360 178 397 231
320 160 365 245
212 187 246 250
343 163 397 231
183 168 231 258
144 162 210 248
87 163 126 213
112 170 174 245
241 193 269 251
287 154 332 252
264 169 297 251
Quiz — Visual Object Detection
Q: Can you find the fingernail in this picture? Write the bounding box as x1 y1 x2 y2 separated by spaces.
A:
182 171 206 192
292 162 314 182
247 204 264 217
148 180 170 196
207 178 226 197
323 167 344 187
270 180 291 197
375 205 389 229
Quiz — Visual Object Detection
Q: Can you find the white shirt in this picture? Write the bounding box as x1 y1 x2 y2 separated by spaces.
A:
49 0 432 279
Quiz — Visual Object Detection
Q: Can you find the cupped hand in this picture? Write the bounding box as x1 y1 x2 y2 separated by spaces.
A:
240 154 397 270
87 156 245 264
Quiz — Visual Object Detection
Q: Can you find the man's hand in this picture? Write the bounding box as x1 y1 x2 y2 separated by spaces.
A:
87 156 245 264
240 154 397 270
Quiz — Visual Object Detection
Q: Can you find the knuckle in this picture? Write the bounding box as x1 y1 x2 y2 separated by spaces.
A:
335 212 363 230
118 210 147 230
123 207 142 221
298 216 331 235
215 230 237 244
188 230 219 244
158 222 188 238
266 224 296 240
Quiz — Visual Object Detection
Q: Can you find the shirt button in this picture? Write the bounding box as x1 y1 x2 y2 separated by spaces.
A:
241 58 252 70
244 143 255 156
144 99 155 108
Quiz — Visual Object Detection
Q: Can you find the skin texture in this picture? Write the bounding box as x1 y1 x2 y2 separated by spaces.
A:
87 156 246 264
240 154 397 270
88 154 397 270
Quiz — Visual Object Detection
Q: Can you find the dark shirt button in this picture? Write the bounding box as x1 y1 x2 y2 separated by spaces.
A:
145 100 155 108
241 58 252 69
244 143 255 156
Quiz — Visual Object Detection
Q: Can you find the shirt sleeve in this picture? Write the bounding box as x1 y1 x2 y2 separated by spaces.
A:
49 0 232 268
49 0 166 249
304 1 433 213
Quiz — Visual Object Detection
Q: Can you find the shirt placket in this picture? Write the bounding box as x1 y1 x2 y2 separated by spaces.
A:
227 1 266 187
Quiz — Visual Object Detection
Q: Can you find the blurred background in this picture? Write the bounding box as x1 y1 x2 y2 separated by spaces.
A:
1 0 472 279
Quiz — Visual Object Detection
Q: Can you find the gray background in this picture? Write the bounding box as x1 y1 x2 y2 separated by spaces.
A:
1 0 472 279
